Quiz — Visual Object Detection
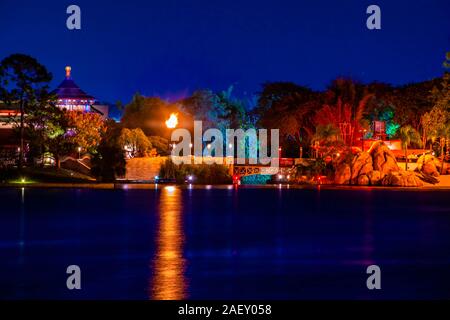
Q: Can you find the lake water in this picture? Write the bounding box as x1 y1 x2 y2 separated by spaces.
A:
1 185 449 300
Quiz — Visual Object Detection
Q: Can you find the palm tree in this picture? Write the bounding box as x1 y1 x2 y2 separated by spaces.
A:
315 78 374 146
312 124 342 146
398 125 422 170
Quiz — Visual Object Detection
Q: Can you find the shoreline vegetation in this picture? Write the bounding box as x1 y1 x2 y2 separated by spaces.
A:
2 141 450 188
1 53 449 187
1 159 450 190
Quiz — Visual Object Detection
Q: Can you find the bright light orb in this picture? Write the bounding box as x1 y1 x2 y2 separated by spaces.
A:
165 113 178 129
165 186 175 193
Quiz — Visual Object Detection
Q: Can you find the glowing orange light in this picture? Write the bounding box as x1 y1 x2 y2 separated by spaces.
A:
65 66 71 78
151 186 187 300
165 113 178 129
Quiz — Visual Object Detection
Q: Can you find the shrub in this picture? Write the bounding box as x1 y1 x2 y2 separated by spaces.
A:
148 136 169 155
159 159 232 184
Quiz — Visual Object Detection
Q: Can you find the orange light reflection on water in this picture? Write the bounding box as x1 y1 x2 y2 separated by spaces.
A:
151 186 187 300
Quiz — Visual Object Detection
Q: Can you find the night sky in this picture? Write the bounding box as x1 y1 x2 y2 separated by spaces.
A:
1 0 449 106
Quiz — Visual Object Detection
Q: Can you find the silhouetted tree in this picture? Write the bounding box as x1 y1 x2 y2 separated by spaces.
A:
91 120 126 182
0 54 52 170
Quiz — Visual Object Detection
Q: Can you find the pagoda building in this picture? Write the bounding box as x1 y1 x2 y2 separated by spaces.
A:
53 66 108 117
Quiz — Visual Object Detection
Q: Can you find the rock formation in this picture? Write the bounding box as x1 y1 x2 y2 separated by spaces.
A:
381 170 423 187
334 141 424 187
416 154 441 177
370 141 399 177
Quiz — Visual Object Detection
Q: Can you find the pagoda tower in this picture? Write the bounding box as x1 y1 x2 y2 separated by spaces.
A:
53 66 97 112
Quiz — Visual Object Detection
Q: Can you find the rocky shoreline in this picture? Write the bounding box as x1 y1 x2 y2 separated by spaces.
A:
333 141 448 187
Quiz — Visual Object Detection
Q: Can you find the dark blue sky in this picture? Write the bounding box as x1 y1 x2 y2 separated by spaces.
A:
1 0 449 105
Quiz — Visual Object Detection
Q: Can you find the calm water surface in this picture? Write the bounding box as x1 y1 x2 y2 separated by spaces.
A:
1 186 449 299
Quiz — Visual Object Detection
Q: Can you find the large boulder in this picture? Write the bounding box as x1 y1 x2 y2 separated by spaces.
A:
357 174 370 186
416 154 441 177
381 170 424 187
334 163 351 184
350 152 373 184
368 170 381 185
370 141 399 178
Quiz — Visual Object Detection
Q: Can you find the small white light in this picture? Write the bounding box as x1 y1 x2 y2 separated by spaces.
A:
278 174 283 180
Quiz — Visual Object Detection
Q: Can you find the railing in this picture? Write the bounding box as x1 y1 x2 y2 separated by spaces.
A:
169 155 297 167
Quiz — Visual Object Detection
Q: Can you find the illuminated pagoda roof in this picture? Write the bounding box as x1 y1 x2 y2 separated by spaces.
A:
52 66 95 102
51 66 107 114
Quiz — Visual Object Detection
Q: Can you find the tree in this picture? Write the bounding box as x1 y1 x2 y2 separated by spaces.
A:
180 89 227 131
66 111 106 153
392 81 437 131
312 124 342 146
437 123 450 173
121 93 183 137
217 86 248 130
148 136 169 155
398 125 422 170
23 91 67 166
363 82 401 138
315 78 373 146
421 106 448 149
421 74 450 149
255 82 311 116
180 87 253 156
91 120 126 181
45 108 74 169
118 128 152 157
0 54 52 170
255 82 319 156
